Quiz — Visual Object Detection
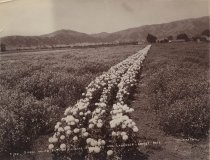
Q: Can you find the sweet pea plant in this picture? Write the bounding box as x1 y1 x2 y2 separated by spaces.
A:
48 45 151 159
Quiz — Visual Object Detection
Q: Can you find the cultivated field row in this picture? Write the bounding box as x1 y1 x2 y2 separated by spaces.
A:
48 45 151 159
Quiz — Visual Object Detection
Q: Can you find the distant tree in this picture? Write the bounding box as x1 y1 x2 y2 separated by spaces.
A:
177 33 189 41
201 29 210 37
147 33 157 43
160 39 169 43
167 35 173 40
0 43 6 52
192 36 200 41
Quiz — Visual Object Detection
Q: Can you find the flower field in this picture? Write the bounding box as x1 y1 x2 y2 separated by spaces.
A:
48 45 151 159
1 42 209 160
0 45 142 156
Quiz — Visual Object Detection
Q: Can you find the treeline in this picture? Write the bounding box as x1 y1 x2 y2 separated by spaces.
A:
147 29 210 43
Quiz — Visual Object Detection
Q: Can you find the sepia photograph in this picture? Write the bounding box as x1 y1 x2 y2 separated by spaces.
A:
0 0 209 159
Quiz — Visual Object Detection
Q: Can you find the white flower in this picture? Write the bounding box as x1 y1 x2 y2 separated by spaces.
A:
110 123 115 128
64 126 70 131
56 132 60 136
95 108 101 114
128 123 133 128
122 135 128 141
94 146 101 153
101 140 106 145
130 108 134 112
97 123 103 128
121 132 126 136
107 150 113 156
97 141 101 146
60 135 65 140
75 119 79 123
89 124 94 129
55 122 62 128
55 124 60 130
86 138 91 144
112 131 117 137
48 137 53 143
87 111 91 114
132 122 136 126
88 147 94 153
51 137 58 143
48 144 54 150
60 144 66 151
101 110 106 114
133 126 139 132
73 128 80 133
83 132 89 137
66 130 72 135
66 115 74 122
121 124 126 129
90 140 97 147
81 128 86 132
94 115 99 119
58 127 64 132
73 136 78 141
70 121 76 126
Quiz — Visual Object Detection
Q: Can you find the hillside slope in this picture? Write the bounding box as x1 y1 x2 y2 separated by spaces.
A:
1 30 99 50
1 16 209 50
101 16 210 42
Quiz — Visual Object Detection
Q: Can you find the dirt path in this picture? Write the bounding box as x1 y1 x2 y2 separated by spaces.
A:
130 72 209 160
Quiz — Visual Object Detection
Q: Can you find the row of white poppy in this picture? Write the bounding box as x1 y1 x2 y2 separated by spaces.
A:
48 45 151 156
86 45 151 153
109 47 150 140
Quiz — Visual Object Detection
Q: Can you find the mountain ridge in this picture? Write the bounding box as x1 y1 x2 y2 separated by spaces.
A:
1 16 209 50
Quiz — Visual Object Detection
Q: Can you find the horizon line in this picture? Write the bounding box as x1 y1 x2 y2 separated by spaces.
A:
1 15 209 38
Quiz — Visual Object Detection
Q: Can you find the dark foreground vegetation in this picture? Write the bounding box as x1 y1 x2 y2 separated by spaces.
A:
144 42 209 138
0 45 141 155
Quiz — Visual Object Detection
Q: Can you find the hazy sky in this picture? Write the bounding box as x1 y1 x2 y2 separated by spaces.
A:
0 0 209 37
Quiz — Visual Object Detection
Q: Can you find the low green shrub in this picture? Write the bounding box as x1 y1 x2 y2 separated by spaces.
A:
146 43 209 138
161 96 209 138
0 86 60 153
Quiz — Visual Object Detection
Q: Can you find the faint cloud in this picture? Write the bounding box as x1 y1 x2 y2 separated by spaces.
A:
121 2 134 13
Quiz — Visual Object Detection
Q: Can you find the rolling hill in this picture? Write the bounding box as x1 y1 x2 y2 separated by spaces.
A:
1 16 209 50
91 32 110 38
1 29 100 50
99 16 210 42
